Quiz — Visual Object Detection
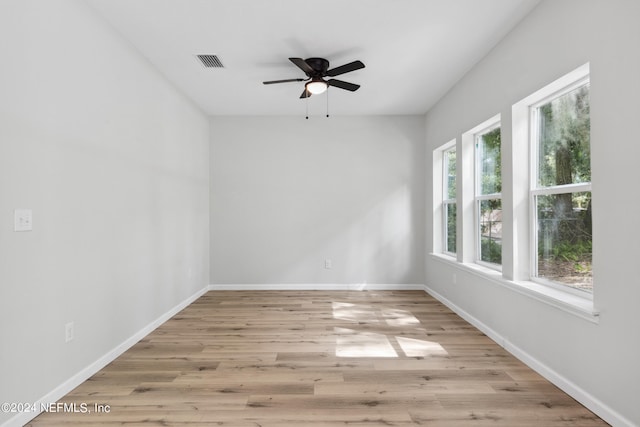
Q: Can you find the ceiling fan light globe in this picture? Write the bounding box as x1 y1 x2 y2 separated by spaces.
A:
306 81 327 95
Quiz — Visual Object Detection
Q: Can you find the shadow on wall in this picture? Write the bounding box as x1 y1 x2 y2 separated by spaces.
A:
343 185 414 283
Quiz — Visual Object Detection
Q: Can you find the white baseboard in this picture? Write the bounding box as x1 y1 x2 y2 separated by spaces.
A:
208 283 425 291
423 284 635 427
3 286 209 427
10 283 629 427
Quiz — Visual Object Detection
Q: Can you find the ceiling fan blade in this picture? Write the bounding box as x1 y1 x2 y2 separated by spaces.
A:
299 88 312 99
326 60 365 77
263 78 305 85
289 57 314 75
327 79 360 91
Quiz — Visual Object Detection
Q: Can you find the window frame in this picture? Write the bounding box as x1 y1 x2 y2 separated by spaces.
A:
433 139 457 259
442 146 457 256
528 75 592 296
430 64 597 320
474 122 503 271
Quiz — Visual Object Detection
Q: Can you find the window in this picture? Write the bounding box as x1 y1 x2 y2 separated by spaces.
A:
443 147 457 255
432 64 593 315
475 125 502 267
434 140 457 257
531 80 591 292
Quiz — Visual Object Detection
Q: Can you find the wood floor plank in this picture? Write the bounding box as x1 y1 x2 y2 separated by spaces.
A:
26 290 608 426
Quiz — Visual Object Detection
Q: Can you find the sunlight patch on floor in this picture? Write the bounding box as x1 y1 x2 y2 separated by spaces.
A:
332 302 380 323
382 308 420 326
332 301 447 359
334 327 398 358
396 336 448 357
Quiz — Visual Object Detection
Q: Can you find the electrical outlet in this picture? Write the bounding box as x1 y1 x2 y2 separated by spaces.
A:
14 209 33 232
325 259 332 269
65 322 74 343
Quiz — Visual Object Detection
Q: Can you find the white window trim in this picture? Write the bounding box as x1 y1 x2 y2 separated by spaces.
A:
510 62 593 303
528 73 592 296
429 64 597 322
531 182 592 197
443 146 457 256
430 252 599 323
473 119 503 271
461 114 501 266
529 75 591 194
433 139 457 257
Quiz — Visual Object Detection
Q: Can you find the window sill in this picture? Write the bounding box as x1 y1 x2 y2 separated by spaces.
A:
430 253 599 323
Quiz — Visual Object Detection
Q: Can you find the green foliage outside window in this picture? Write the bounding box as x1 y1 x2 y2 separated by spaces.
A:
478 127 501 195
477 128 502 265
479 198 502 264
446 150 457 199
536 85 592 290
538 85 591 187
446 203 457 254
444 148 457 254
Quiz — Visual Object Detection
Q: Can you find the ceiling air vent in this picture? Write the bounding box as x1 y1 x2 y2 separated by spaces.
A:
197 54 224 68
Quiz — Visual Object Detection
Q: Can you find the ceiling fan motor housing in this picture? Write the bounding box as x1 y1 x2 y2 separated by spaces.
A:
304 58 330 77
305 58 329 77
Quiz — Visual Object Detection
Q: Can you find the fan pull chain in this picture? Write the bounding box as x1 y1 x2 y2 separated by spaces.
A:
306 93 309 119
326 87 329 118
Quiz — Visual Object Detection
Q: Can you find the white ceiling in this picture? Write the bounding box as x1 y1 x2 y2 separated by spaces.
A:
87 0 541 116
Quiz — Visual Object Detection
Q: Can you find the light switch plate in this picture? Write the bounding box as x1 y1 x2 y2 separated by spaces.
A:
14 209 33 231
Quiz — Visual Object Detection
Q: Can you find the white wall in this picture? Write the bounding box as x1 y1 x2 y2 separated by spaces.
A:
210 115 425 287
3 0 636 425
425 1 640 425
0 1 210 425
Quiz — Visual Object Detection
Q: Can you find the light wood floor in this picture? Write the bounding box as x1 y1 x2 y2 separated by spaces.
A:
27 290 608 426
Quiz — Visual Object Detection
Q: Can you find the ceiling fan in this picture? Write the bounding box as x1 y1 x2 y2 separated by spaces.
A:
263 57 365 98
